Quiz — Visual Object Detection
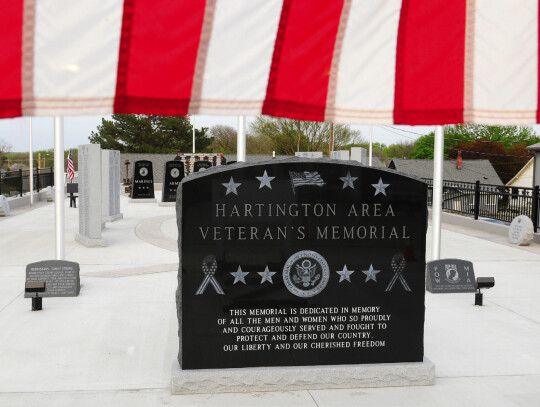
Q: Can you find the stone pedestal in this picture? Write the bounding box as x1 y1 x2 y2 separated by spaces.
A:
76 144 106 247
0 195 10 216
171 359 435 394
102 150 123 222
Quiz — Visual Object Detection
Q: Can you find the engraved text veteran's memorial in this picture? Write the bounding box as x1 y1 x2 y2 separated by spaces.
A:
176 159 428 371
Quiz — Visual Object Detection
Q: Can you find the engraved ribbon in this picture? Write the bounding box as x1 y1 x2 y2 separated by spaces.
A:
195 255 224 295
384 253 411 292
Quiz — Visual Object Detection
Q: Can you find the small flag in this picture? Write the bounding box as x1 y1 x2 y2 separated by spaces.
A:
289 171 325 193
67 149 75 181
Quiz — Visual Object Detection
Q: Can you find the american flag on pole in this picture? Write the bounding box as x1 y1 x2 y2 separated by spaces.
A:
67 149 74 182
289 171 325 194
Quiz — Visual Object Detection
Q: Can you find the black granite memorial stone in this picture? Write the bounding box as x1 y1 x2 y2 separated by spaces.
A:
426 259 476 293
131 160 155 199
177 159 427 370
25 260 80 297
163 161 185 202
194 160 212 173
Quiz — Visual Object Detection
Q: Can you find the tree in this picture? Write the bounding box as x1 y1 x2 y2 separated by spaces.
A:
0 138 12 168
89 114 211 153
249 116 362 155
408 125 540 160
208 125 237 154
384 141 415 159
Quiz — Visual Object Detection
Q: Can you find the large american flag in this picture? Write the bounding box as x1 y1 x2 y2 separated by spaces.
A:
1 1 540 125
67 149 74 181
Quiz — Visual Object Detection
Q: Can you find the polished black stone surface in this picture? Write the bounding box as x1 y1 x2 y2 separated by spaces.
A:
162 161 184 202
194 160 212 173
131 160 155 199
426 259 476 293
177 159 427 370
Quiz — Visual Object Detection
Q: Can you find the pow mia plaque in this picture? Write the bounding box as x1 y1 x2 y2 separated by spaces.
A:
194 160 212 173
426 259 476 293
178 159 427 370
131 160 155 199
162 161 185 202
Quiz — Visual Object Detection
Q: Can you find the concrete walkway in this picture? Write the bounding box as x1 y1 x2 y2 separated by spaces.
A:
0 194 539 406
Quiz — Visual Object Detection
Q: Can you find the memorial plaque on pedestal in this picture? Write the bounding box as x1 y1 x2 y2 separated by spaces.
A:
25 260 80 297
163 161 185 202
177 158 427 370
131 160 155 199
508 215 534 246
425 259 476 293
194 160 212 173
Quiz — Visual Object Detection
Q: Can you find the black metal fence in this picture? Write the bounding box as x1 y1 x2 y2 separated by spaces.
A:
423 178 539 232
0 168 54 198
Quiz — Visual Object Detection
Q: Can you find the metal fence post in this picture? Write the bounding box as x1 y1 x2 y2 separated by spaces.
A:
50 166 54 187
36 168 40 192
474 180 480 220
19 169 23 197
0 172 2 196
532 185 539 233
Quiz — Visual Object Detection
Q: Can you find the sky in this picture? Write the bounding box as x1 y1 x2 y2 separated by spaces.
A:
0 114 441 152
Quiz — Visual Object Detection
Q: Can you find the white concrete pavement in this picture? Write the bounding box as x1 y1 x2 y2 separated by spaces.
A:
0 194 539 406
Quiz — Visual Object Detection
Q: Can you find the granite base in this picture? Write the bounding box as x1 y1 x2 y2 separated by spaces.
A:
103 213 124 222
171 358 435 395
129 198 157 203
74 233 107 247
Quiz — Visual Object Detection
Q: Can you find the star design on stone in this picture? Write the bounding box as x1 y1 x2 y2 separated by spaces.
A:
336 265 355 283
258 266 276 284
255 170 275 189
339 171 358 189
230 266 249 284
372 178 390 196
362 264 381 282
222 177 241 195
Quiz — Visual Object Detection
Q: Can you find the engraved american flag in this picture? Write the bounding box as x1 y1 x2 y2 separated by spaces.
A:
289 171 325 193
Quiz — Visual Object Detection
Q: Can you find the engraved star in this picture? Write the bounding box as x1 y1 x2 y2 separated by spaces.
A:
255 170 275 189
258 266 276 284
362 264 381 282
339 171 358 189
230 266 249 284
372 178 390 196
336 265 355 283
222 177 241 195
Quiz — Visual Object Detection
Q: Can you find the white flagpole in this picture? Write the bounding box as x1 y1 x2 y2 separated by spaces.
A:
29 118 34 205
431 125 444 261
369 126 373 167
192 115 196 154
237 116 246 162
54 116 65 260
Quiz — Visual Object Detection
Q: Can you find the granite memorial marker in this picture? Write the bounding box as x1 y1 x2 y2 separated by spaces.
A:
330 150 350 160
25 260 80 297
508 215 534 246
131 160 155 199
102 149 123 222
0 195 10 216
295 152 323 158
162 160 185 203
194 160 212 173
425 259 476 293
75 144 106 247
351 147 368 164
177 158 427 370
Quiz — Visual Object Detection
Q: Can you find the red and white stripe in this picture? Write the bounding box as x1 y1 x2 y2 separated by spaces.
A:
1 0 540 125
